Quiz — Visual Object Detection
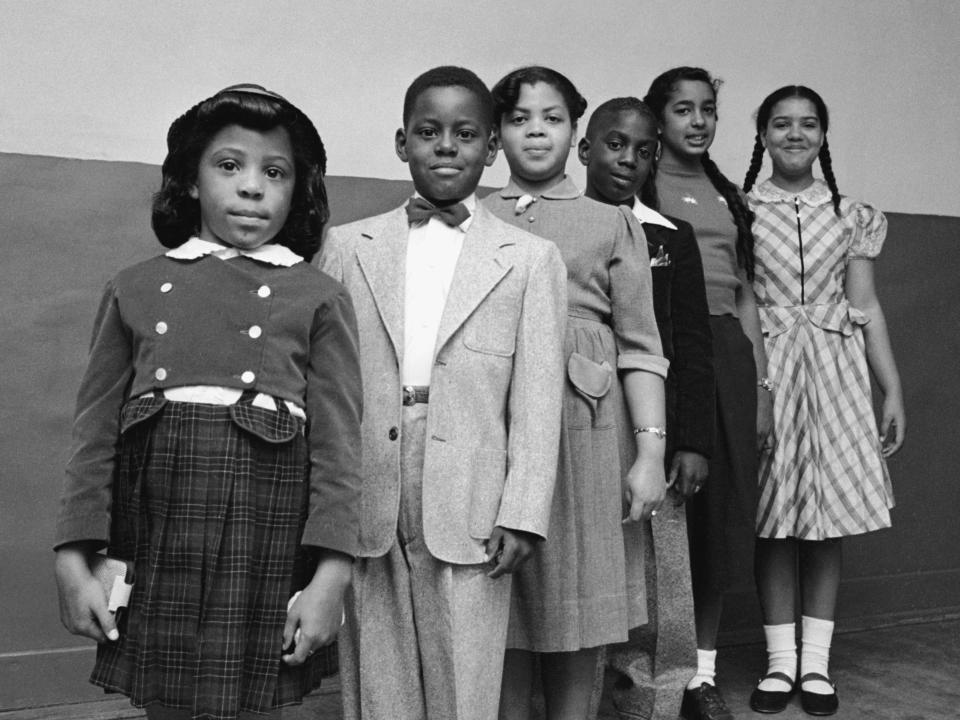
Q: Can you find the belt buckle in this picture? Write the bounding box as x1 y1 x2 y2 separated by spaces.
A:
402 386 415 406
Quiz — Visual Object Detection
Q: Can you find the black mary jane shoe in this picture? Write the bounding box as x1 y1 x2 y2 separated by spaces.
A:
799 672 839 716
749 671 795 713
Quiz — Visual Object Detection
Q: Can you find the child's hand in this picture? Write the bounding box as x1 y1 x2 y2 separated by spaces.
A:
54 545 119 644
880 392 906 457
668 450 709 501
623 455 666 522
485 527 538 579
282 550 352 666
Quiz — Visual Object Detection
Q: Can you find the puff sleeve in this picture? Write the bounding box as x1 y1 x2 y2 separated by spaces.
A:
847 202 887 260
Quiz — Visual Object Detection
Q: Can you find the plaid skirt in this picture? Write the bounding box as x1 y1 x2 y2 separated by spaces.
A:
92 394 336 720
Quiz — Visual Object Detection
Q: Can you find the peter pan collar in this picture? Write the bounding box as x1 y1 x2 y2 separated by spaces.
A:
752 178 834 208
166 237 303 266
632 198 678 230
497 176 581 201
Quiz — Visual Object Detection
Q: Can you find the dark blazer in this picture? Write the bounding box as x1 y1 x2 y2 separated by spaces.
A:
643 215 715 458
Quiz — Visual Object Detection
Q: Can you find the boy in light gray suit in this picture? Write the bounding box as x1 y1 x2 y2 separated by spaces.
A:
319 66 567 720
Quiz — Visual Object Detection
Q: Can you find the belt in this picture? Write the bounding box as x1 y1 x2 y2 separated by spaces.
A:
402 385 430 406
140 386 306 419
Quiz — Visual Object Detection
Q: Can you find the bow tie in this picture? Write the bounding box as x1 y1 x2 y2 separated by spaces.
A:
406 197 471 228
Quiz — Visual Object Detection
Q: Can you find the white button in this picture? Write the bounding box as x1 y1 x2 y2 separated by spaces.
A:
257 285 271 298
248 325 262 339
160 282 173 293
241 371 255 384
527 216 535 222
155 368 167 381
155 321 168 335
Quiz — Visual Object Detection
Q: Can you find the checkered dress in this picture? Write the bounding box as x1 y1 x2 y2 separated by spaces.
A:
748 180 894 540
92 394 336 720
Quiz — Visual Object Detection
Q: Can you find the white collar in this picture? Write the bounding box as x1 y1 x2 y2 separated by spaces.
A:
411 192 477 232
166 237 303 266
750 178 834 208
631 198 678 230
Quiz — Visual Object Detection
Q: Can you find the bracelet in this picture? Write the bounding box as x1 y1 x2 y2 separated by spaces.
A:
758 377 774 392
634 426 667 439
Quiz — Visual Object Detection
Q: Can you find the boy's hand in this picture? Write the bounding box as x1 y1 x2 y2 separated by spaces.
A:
485 527 538 579
54 545 118 643
668 450 709 501
282 550 352 666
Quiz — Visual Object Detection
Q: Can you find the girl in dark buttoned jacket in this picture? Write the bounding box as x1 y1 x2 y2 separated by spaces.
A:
53 84 363 720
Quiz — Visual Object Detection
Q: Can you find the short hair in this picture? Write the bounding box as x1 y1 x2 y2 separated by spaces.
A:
402 66 494 131
643 67 756 279
585 97 661 209
151 84 329 261
742 85 841 215
491 66 588 123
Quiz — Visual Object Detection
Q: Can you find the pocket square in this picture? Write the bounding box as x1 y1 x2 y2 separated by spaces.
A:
650 244 672 267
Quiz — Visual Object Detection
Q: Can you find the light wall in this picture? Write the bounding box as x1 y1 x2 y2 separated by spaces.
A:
2 0 958 216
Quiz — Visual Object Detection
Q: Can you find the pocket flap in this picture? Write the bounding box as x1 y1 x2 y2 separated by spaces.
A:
119 396 168 434
230 403 300 444
567 352 613 399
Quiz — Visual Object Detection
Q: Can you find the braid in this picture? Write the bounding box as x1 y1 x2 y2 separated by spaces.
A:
702 151 756 279
742 134 765 194
818 137 842 216
639 174 660 211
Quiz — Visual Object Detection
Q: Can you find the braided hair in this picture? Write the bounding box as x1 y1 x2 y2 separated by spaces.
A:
585 96 661 209
644 67 756 279
742 85 841 216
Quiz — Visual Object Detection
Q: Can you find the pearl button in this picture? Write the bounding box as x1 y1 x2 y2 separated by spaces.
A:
527 216 535 222
155 368 167 381
257 285 271 298
155 321 168 335
160 282 173 293
248 325 262 339
241 371 255 384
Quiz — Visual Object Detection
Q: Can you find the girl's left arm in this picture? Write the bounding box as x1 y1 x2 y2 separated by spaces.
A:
846 258 905 456
735 271 773 449
622 370 667 522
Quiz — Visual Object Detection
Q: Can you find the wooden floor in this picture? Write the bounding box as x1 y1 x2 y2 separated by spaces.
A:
3 619 958 720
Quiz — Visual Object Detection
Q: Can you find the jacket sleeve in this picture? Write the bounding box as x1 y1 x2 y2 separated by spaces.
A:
494 242 567 539
669 219 715 457
56 279 133 549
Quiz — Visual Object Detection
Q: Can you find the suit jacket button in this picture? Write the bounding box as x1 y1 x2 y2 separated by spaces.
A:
388 427 399 441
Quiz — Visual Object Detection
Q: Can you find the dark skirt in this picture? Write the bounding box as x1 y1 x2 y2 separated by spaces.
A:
685 315 759 595
92 394 335 720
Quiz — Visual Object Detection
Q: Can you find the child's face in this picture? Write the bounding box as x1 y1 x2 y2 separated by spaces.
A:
763 97 823 182
189 124 295 250
579 110 658 205
498 82 576 190
396 85 497 206
659 80 717 163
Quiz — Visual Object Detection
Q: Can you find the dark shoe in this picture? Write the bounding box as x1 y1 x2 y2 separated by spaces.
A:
749 671 795 713
680 682 734 720
799 673 838 716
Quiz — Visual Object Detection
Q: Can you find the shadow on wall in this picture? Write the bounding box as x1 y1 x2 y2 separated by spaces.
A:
1 153 958 710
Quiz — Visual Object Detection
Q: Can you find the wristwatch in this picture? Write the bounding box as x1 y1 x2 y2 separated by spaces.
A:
758 377 775 392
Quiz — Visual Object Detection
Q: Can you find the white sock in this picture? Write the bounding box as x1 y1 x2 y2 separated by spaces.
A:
757 623 796 692
801 615 835 695
686 648 717 690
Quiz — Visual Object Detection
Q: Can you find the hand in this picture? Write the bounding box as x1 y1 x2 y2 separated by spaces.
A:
757 386 774 453
879 392 906 457
668 450 709 501
282 551 352 666
54 545 118 644
485 527 538 579
623 455 667 522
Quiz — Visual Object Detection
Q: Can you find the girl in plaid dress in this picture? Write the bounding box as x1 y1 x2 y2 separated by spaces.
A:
742 86 905 716
54 85 362 720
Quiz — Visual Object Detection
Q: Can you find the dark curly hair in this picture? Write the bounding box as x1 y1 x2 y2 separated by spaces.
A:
151 84 328 262
585 96 662 210
491 66 588 125
644 67 756 279
402 66 495 132
742 85 841 216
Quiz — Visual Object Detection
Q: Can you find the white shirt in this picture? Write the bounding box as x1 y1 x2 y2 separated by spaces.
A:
631 198 678 230
402 194 476 386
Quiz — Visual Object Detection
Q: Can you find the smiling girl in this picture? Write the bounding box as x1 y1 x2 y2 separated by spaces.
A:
644 66 771 720
483 66 668 720
743 85 904 717
54 85 362 720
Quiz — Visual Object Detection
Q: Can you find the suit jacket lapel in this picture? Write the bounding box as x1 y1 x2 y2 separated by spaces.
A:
434 205 514 354
354 207 407 363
